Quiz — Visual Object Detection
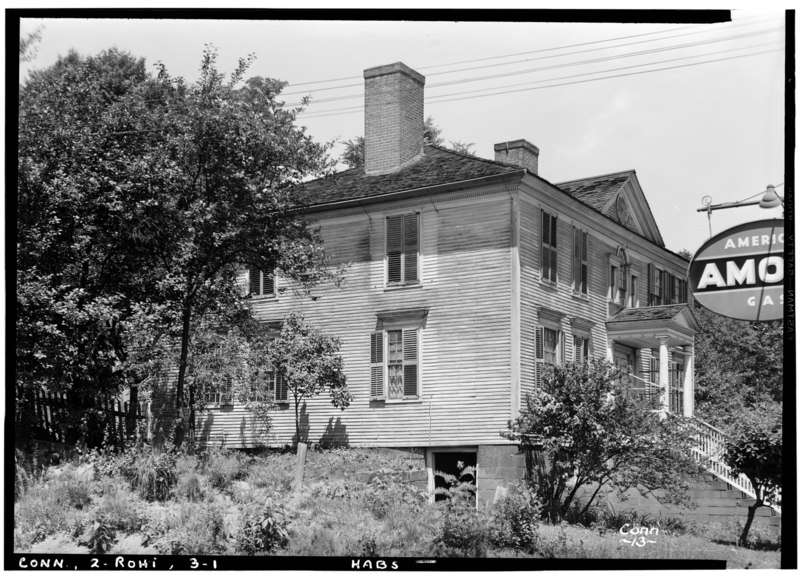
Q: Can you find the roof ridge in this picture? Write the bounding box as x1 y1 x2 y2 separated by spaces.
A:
426 143 526 171
556 169 636 186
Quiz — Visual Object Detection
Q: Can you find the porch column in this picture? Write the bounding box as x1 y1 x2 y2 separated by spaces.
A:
682 344 694 417
656 336 670 413
606 339 614 362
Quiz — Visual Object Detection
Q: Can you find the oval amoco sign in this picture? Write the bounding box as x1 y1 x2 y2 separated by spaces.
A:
689 219 784 321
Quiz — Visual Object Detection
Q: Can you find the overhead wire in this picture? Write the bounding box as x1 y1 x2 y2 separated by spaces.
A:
288 26 783 109
298 46 782 120
282 13 776 92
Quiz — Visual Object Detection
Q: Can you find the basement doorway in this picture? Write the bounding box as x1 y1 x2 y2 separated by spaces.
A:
433 451 477 502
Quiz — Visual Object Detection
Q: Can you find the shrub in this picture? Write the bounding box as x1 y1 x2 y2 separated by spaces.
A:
146 500 229 555
95 484 145 532
205 449 248 491
237 498 291 555
117 446 177 502
490 481 542 552
433 466 487 557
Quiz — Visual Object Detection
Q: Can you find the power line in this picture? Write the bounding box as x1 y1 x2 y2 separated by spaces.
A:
281 15 778 95
287 26 782 107
426 41 782 102
298 48 781 120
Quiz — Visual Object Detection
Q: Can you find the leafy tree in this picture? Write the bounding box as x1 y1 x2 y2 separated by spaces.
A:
340 116 474 168
19 26 43 62
723 402 782 546
17 48 164 410
506 360 698 523
17 46 339 443
692 303 783 430
263 312 351 444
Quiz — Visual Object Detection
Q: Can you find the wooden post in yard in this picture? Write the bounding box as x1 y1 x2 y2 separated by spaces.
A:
293 442 308 492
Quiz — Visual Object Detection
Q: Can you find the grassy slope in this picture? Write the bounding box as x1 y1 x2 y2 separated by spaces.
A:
14 447 781 567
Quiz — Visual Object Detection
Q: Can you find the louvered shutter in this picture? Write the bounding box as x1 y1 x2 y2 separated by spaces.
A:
387 216 403 284
541 211 551 280
403 329 418 397
572 227 581 290
559 330 566 364
550 215 558 280
370 332 384 400
249 267 260 295
263 271 275 296
535 326 545 387
573 336 582 362
403 213 419 284
274 372 287 402
583 337 590 361
580 230 588 294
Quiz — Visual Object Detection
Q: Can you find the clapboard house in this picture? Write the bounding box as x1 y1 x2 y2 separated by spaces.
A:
187 62 776 520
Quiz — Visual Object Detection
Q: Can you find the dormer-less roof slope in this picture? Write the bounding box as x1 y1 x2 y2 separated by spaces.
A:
301 145 522 210
556 172 632 211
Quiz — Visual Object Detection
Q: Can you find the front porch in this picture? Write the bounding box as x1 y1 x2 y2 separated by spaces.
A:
605 304 699 417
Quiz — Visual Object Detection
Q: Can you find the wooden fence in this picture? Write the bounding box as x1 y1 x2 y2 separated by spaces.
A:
17 388 152 446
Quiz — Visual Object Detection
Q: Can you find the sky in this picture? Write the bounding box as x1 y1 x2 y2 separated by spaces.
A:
16 9 788 255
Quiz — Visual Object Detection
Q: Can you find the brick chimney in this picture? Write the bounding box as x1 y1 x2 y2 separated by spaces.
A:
364 62 425 175
494 140 539 175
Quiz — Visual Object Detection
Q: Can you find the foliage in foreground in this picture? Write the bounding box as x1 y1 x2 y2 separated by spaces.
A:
724 402 782 546
13 446 780 563
506 360 699 523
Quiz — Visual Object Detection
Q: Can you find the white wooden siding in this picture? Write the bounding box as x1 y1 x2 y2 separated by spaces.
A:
195 190 514 448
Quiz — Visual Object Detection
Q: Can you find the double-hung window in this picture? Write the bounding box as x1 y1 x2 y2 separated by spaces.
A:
249 266 276 297
541 210 558 283
386 213 419 286
572 227 588 294
534 323 565 386
648 264 662 306
370 327 420 400
268 370 288 403
573 335 591 363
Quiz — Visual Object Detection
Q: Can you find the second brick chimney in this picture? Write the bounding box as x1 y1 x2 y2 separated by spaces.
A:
364 62 425 175
494 140 539 175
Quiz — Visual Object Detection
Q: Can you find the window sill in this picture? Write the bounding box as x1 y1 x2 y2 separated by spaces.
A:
371 396 421 403
571 291 589 302
250 294 277 301
538 279 558 292
384 283 423 293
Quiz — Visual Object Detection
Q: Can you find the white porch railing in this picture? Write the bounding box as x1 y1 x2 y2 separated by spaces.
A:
685 416 780 514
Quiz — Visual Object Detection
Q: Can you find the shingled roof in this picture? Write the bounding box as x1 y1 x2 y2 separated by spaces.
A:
555 171 633 211
606 304 688 323
302 145 523 208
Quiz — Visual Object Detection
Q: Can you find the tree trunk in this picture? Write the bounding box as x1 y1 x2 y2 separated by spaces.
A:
739 500 763 547
175 302 193 410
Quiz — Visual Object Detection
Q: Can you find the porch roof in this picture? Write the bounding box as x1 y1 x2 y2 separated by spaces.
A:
606 304 698 348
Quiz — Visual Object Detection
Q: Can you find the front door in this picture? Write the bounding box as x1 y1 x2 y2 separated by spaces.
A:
613 346 636 383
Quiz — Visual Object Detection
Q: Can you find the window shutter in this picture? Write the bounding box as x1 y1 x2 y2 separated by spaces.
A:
535 326 544 387
387 216 403 284
580 231 588 294
370 332 384 399
550 215 558 279
572 227 581 290
263 271 275 296
403 213 419 284
249 267 259 295
559 330 566 364
274 372 287 402
583 337 590 361
541 211 550 279
403 329 418 397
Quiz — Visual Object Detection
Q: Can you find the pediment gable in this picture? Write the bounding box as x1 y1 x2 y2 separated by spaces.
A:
557 171 664 246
